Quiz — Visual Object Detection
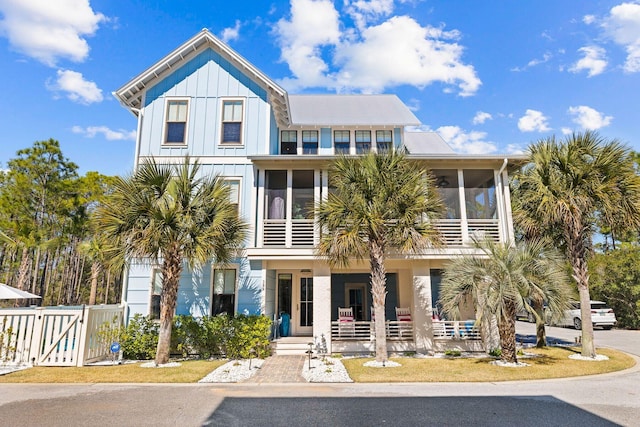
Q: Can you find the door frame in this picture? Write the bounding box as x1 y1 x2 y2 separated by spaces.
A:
345 283 368 321
276 271 313 336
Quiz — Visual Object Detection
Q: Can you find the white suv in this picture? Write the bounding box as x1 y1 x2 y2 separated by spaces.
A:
555 300 616 330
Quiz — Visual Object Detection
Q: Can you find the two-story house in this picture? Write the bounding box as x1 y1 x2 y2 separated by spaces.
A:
114 29 523 355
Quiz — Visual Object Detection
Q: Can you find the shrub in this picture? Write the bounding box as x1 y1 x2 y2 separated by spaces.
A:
444 349 462 357
120 314 159 360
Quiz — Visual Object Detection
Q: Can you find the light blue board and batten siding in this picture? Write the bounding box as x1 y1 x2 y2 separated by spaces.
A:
139 48 273 158
125 259 264 320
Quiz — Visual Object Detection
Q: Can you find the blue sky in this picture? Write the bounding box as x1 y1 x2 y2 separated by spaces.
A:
1 0 639 176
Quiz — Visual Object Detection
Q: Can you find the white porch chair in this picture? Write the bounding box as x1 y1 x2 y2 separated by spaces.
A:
395 307 413 338
338 307 355 337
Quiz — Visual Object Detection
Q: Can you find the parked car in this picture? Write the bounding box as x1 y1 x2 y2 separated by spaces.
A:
554 300 616 330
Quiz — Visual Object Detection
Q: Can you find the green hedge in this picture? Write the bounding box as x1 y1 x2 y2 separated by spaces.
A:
112 314 272 360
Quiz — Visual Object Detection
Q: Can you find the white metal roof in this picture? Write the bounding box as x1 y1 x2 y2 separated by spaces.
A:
404 131 455 154
287 94 420 127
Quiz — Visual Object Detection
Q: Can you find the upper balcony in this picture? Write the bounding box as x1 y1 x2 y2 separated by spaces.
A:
252 168 511 254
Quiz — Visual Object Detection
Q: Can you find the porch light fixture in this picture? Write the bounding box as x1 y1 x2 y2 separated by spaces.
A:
436 176 449 188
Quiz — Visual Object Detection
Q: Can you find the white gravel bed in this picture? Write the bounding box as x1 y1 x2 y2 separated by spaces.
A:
363 360 402 368
199 359 264 383
569 353 609 361
302 356 353 382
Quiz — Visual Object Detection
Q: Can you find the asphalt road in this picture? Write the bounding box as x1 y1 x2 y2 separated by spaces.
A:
0 322 638 427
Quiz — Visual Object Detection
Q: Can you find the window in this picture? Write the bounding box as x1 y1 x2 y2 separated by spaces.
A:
334 130 350 154
265 170 287 219
150 269 163 320
221 100 243 144
302 130 318 154
281 130 297 155
355 130 371 154
165 100 188 144
463 170 497 219
212 268 236 316
224 178 241 212
376 130 392 152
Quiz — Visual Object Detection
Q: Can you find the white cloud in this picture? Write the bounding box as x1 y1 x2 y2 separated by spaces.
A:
583 14 596 25
518 109 551 132
561 127 573 135
221 20 241 43
511 52 552 72
569 46 607 76
72 125 136 141
47 69 103 104
436 125 497 154
275 0 341 89
472 111 492 125
345 0 394 31
602 2 640 72
568 105 613 130
0 0 106 66
275 0 481 96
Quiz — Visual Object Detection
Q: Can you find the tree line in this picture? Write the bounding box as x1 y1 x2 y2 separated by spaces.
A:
0 139 121 307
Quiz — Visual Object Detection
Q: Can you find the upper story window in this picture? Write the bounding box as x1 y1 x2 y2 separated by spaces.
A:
302 130 318 154
376 130 392 152
334 130 350 154
355 130 371 154
164 99 188 144
221 100 243 145
281 130 297 155
464 170 497 220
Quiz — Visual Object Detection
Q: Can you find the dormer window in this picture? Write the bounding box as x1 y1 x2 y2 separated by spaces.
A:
355 130 371 154
164 99 188 144
302 130 318 154
221 99 243 145
281 130 297 155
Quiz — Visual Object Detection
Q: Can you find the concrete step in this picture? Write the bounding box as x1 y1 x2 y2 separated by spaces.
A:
271 337 315 355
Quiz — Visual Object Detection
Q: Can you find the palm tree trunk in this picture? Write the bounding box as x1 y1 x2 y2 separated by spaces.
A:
532 297 546 348
89 261 100 305
498 302 518 363
566 224 596 358
155 247 183 365
370 239 388 363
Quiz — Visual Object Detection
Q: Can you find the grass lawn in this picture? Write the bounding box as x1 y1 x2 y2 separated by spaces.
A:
342 347 636 382
0 359 227 383
0 347 634 383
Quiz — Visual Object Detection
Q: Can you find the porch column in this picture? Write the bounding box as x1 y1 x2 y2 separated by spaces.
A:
412 263 434 354
313 262 332 353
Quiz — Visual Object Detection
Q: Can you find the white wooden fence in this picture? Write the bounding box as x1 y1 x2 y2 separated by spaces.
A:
0 304 124 367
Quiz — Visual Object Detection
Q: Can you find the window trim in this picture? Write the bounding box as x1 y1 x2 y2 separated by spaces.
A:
355 130 372 154
211 265 239 316
375 130 393 152
334 130 350 154
223 177 242 213
302 130 319 155
281 130 298 155
219 98 245 146
150 267 163 320
162 98 189 146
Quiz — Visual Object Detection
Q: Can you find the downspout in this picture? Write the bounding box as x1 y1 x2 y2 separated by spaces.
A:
497 158 508 243
132 107 143 171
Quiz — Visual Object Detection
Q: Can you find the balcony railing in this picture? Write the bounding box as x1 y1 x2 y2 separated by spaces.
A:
331 320 414 341
432 320 481 340
262 218 500 248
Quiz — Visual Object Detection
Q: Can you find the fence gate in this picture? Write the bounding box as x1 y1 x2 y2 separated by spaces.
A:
0 305 123 367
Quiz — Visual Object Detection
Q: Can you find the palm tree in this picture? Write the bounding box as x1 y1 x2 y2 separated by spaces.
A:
95 158 247 365
440 238 571 364
512 132 640 358
315 150 443 363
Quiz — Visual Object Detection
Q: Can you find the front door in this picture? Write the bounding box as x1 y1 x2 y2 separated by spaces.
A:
295 276 313 335
345 283 367 321
277 273 313 336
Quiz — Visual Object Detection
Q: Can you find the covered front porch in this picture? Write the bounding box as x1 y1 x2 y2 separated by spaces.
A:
263 265 485 355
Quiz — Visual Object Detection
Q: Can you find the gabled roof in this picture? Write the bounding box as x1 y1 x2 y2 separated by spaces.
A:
113 29 291 126
288 94 420 127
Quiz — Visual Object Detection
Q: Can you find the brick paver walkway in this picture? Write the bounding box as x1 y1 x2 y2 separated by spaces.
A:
246 355 306 383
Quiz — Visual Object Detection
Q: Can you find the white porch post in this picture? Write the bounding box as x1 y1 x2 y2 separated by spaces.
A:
313 262 332 353
458 169 469 243
411 263 434 354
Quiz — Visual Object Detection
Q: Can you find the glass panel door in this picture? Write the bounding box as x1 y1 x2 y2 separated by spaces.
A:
345 283 367 321
299 277 313 329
